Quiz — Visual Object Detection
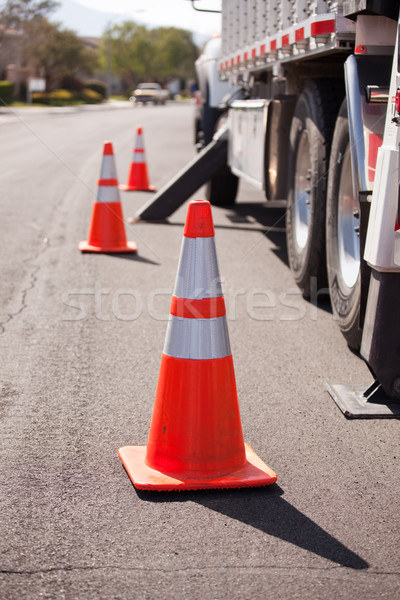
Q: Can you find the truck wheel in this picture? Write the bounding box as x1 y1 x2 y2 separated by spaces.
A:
203 101 239 206
286 80 340 298
206 165 239 206
326 100 361 349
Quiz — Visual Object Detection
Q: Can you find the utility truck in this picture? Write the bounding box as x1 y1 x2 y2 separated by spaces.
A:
136 1 400 415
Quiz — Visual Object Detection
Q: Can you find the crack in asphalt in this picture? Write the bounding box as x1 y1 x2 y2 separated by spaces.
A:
1 565 399 577
0 262 41 336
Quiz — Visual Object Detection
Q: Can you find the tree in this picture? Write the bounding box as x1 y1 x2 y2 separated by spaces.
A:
0 0 59 30
100 21 199 92
102 21 154 90
23 18 98 89
150 27 198 82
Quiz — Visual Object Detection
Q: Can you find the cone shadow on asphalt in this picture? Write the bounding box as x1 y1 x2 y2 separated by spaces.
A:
102 253 160 265
135 485 369 570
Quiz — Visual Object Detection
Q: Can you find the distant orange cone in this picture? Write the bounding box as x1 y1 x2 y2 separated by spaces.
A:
79 142 137 253
119 127 156 192
118 199 277 491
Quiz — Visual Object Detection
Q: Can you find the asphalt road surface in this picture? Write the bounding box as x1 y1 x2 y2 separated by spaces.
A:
0 101 399 599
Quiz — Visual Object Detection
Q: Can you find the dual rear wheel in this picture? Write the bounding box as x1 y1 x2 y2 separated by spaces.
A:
286 82 362 349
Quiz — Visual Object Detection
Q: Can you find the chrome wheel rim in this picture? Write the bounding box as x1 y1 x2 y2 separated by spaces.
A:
338 147 360 289
293 130 311 251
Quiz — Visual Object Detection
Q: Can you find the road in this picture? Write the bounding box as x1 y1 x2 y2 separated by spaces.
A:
0 101 399 600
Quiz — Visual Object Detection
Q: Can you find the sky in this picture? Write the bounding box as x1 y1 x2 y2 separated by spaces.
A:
51 0 222 43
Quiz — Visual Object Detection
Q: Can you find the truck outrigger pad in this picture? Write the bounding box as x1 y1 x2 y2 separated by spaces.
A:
326 381 400 419
133 136 228 222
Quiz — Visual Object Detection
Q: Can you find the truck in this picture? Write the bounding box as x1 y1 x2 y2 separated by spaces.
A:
135 1 400 416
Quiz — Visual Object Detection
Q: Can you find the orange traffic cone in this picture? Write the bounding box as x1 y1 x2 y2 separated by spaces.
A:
119 127 156 192
79 142 137 253
118 199 277 491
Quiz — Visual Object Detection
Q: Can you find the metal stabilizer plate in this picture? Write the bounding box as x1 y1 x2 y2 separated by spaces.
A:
326 381 400 419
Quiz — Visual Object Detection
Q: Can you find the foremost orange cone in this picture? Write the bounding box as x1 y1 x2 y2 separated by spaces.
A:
118 199 277 491
79 141 137 253
119 127 156 192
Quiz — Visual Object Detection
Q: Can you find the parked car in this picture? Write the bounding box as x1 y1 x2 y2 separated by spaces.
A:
130 83 169 105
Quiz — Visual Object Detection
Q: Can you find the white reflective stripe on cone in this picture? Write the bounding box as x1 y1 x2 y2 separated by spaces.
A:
97 185 120 203
99 155 117 180
135 135 144 150
132 151 146 164
163 315 231 359
174 237 223 300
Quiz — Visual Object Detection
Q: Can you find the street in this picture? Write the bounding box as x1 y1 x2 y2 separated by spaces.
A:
0 101 399 599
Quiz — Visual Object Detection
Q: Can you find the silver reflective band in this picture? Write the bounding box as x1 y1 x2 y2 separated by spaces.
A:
174 237 223 299
135 135 144 150
163 315 231 359
132 151 146 163
99 156 117 180
96 186 119 203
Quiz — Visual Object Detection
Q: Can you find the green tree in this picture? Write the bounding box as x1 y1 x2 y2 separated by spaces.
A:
151 27 198 82
0 0 59 29
100 21 199 92
24 18 98 89
101 21 154 90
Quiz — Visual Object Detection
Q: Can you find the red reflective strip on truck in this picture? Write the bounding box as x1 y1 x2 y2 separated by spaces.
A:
311 19 335 36
251 48 256 58
295 27 305 42
270 40 277 51
260 43 266 54
368 132 383 183
355 45 367 54
282 34 290 47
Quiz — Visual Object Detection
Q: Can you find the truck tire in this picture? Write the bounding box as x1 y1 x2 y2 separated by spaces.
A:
326 99 362 349
286 79 341 298
202 96 239 206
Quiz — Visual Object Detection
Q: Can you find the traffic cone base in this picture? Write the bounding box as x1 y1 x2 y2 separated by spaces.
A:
118 443 277 491
79 241 137 253
79 202 137 253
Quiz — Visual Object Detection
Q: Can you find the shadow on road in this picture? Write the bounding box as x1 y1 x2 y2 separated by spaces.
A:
105 253 160 265
136 485 368 570
156 202 288 264
226 202 288 266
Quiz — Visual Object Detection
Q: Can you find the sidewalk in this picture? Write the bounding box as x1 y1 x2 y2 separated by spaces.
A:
0 98 133 123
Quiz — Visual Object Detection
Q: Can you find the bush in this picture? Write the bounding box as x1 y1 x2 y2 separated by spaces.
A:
48 89 75 105
31 91 49 105
81 88 103 104
84 79 107 99
0 81 14 106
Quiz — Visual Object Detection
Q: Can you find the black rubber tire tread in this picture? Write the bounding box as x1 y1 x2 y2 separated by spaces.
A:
286 79 344 298
202 97 239 206
326 99 362 350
